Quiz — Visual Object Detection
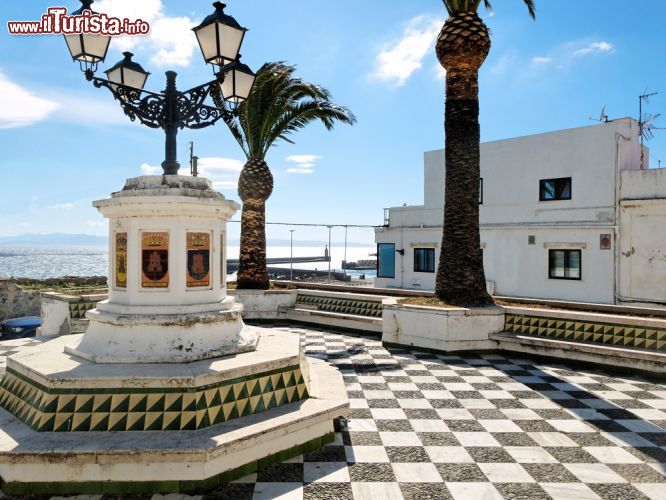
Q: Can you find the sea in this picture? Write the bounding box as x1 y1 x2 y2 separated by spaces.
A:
0 245 377 281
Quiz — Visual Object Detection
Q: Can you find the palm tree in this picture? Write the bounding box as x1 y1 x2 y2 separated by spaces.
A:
223 62 356 289
435 0 535 306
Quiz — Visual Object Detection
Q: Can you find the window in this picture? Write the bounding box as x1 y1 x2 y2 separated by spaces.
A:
540 177 572 201
549 249 581 280
377 243 396 278
414 248 435 273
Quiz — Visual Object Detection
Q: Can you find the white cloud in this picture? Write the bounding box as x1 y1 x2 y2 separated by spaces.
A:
44 90 133 126
524 40 616 75
286 155 322 164
286 155 322 175
0 71 60 128
531 56 552 65
138 158 243 191
371 15 442 87
574 41 615 57
95 0 198 67
197 157 244 174
148 16 198 67
197 157 243 191
286 167 315 175
87 220 105 227
212 181 238 190
48 203 75 210
140 163 162 175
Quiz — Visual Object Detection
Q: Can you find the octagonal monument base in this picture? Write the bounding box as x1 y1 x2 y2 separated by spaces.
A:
0 175 349 493
0 330 348 494
66 298 260 364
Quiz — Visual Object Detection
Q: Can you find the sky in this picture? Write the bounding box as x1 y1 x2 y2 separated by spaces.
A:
1 0 665 247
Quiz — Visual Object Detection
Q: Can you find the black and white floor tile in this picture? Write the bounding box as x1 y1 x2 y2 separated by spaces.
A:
1 327 665 499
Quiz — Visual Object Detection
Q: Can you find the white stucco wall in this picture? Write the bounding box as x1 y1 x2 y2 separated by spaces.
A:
621 168 666 200
376 119 649 303
423 119 642 225
618 198 666 304
376 226 615 303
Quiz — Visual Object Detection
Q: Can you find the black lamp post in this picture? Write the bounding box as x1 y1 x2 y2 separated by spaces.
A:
65 0 255 176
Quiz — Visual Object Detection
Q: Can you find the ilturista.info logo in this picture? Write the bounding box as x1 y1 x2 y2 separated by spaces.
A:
7 7 150 36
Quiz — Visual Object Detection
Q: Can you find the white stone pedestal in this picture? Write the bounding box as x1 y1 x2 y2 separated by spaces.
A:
0 175 349 495
68 175 259 363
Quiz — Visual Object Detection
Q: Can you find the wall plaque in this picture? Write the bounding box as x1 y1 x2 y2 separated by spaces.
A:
600 233 612 250
187 232 211 288
115 232 127 288
141 232 169 288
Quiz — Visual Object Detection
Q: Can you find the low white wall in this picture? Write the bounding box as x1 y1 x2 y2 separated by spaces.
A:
39 294 71 336
39 292 107 336
382 303 504 352
230 289 297 320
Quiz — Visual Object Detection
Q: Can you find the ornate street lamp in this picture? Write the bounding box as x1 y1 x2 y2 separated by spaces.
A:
65 0 255 175
219 55 256 104
105 52 150 96
192 2 247 69
64 0 111 72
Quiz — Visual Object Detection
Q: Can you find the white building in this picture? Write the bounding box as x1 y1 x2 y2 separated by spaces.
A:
375 118 666 306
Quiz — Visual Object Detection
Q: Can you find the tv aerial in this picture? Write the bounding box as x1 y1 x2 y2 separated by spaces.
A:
639 89 663 143
639 89 664 167
589 105 609 123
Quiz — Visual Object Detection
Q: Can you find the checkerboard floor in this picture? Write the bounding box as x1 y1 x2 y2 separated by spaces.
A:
1 327 665 499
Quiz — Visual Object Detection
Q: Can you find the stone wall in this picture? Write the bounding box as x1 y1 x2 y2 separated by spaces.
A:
0 277 107 322
0 280 41 321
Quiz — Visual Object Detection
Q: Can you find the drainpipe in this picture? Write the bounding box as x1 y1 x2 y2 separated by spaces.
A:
614 130 631 304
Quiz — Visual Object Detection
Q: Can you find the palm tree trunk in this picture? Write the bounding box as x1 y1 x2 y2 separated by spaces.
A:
435 67 493 307
236 198 270 289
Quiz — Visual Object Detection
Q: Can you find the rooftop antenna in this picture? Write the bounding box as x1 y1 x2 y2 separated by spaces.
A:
189 141 199 177
589 105 609 123
639 89 664 167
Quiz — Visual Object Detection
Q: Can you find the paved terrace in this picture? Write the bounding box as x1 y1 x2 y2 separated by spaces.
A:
0 325 664 500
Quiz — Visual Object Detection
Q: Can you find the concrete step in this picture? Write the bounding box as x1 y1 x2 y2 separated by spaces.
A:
491 332 666 376
286 308 383 333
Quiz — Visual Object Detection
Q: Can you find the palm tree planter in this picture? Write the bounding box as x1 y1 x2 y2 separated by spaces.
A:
382 302 504 352
222 63 356 290
435 0 535 307
230 288 297 320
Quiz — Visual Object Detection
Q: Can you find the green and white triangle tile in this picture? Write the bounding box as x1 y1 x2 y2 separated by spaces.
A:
162 412 182 431
145 412 164 431
129 394 148 413
146 394 165 413
126 412 146 431
164 394 183 413
71 413 92 432
74 394 95 413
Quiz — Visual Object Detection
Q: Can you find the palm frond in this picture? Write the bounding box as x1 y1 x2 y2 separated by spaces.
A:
442 0 535 18
224 62 356 161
